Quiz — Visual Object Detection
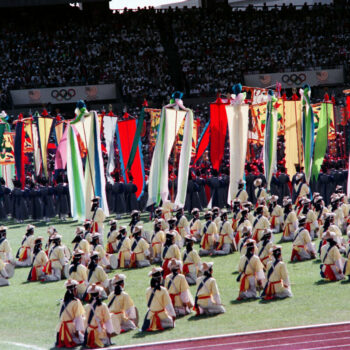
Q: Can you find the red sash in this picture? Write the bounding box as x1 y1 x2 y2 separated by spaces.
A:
148 309 165 331
263 280 282 300
183 262 193 275
324 264 337 281
58 320 76 348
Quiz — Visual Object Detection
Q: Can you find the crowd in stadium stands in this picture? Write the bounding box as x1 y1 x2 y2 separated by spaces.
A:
0 2 349 110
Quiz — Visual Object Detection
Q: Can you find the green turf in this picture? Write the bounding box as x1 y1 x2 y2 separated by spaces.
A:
1 214 350 350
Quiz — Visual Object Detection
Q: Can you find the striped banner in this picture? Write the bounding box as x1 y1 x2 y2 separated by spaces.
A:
14 122 25 187
147 103 193 207
37 115 54 177
83 111 109 218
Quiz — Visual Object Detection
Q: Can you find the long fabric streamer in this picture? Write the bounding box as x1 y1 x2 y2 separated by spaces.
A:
37 115 54 177
311 102 330 181
84 111 109 218
148 102 193 206
126 108 144 171
263 93 278 191
67 124 86 221
301 86 315 183
210 97 228 171
103 116 117 184
14 121 25 188
193 121 210 164
115 119 145 199
226 104 249 204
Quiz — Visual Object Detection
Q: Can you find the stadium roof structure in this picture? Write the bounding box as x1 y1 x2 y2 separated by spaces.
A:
0 0 109 7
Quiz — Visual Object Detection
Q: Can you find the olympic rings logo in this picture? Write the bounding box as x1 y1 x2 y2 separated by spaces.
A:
282 73 306 86
51 88 76 101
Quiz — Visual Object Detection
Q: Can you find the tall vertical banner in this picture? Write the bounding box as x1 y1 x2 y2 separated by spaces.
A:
37 116 54 177
193 121 210 164
263 94 278 191
147 103 193 207
0 132 15 165
226 104 249 204
24 119 34 152
55 126 68 170
311 102 331 181
103 116 117 184
116 119 145 199
284 100 303 175
55 122 65 145
83 111 109 218
67 124 86 221
14 122 25 187
32 124 41 176
210 98 228 171
301 87 315 183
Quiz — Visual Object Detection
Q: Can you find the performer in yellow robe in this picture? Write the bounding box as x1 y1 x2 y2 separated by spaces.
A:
56 279 86 348
189 208 202 242
252 206 270 242
235 209 252 247
71 226 90 266
175 207 190 238
269 195 283 233
86 252 109 299
199 211 217 256
314 196 329 228
281 199 298 242
161 231 181 278
106 220 118 254
141 267 175 332
150 219 165 263
129 226 151 268
235 179 248 202
68 250 88 299
154 207 169 231
165 259 194 316
90 233 111 270
215 209 234 255
194 262 225 316
42 234 68 282
293 173 310 206
291 216 316 262
27 237 48 282
254 178 268 206
16 224 36 267
262 245 292 300
320 231 345 281
107 274 137 334
0 226 14 264
115 226 132 268
182 235 201 285
237 240 265 300
84 284 114 348
257 230 273 269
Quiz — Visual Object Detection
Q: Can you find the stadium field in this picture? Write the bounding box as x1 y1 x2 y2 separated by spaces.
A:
1 213 350 350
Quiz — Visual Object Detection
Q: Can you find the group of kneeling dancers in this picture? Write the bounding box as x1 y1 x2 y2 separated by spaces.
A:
1 175 350 347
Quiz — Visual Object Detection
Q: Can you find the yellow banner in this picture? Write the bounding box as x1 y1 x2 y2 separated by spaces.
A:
24 120 34 152
284 101 303 175
0 132 15 165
